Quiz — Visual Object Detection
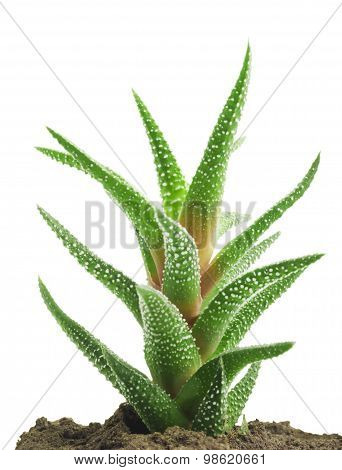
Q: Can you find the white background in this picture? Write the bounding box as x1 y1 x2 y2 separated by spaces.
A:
1 0 342 450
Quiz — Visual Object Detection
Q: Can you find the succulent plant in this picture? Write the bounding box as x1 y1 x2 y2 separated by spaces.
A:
36 44 322 436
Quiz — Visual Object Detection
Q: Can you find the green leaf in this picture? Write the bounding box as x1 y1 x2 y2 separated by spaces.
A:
176 342 293 420
38 206 142 325
192 358 228 436
137 285 201 397
202 232 280 302
215 260 321 356
39 279 187 432
202 155 320 292
156 210 201 322
135 229 160 288
36 129 163 252
216 211 250 240
179 44 251 268
101 348 188 432
225 362 260 431
194 254 321 361
39 278 116 383
133 90 188 220
239 414 250 435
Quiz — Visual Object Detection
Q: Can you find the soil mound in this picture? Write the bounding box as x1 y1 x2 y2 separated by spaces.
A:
16 403 342 450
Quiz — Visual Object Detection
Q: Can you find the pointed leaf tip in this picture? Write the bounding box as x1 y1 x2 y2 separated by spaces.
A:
180 46 251 267
39 129 164 251
195 256 305 360
176 341 294 420
38 206 142 324
39 282 187 432
133 93 187 220
203 155 321 289
46 126 55 135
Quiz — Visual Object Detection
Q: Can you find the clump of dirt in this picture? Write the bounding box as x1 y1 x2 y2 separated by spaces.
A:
16 404 342 450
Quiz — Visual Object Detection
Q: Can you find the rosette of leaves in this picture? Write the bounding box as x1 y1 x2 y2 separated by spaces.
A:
36 45 322 436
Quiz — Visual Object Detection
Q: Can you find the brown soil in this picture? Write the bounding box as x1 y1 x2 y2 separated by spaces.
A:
16 403 342 450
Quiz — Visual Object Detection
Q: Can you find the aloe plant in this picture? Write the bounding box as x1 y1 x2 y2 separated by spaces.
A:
36 45 322 436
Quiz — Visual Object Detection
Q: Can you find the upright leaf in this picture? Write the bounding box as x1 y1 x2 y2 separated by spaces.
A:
225 362 260 431
194 254 321 361
192 358 228 436
239 415 250 435
176 342 293 420
39 279 187 432
133 90 187 220
156 211 201 323
202 155 320 292
137 285 201 397
38 207 142 324
180 45 251 269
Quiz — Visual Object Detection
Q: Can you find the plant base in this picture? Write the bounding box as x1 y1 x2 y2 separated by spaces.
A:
16 404 341 450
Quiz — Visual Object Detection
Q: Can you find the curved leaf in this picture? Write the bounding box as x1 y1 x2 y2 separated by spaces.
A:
215 267 318 355
39 278 116 384
38 206 142 325
36 129 163 252
101 348 188 432
194 254 321 361
39 279 187 432
202 155 320 292
133 90 187 220
176 342 293 420
202 232 280 303
137 285 201 397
